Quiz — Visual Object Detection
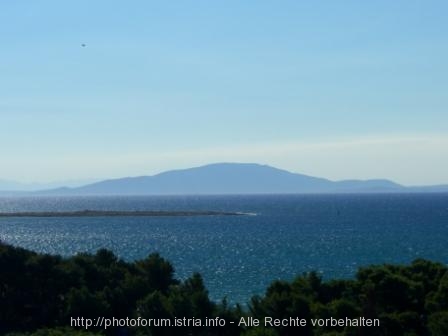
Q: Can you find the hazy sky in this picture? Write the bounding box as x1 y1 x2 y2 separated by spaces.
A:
1 1 447 185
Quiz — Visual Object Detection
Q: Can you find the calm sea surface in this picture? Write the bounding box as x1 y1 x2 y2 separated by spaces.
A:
1 194 447 303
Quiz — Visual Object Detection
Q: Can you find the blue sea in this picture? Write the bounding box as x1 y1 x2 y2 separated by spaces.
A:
1 194 447 304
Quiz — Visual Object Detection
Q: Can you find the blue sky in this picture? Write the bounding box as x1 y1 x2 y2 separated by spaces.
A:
1 1 447 185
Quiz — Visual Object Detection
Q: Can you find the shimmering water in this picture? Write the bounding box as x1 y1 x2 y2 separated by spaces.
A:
1 194 447 303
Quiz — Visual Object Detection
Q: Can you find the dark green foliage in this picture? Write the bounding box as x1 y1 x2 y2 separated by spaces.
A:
0 242 199 335
246 261 448 336
1 241 447 336
428 311 448 336
6 327 100 336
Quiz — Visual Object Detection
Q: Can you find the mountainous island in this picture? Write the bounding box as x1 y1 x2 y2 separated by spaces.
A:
1 163 447 196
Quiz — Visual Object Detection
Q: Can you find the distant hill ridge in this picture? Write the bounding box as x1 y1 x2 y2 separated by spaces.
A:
1 163 447 196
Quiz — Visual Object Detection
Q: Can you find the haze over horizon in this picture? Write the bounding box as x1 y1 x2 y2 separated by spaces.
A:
1 1 447 185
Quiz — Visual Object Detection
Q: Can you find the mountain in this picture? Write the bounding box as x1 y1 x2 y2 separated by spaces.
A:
31 163 409 195
1 163 446 196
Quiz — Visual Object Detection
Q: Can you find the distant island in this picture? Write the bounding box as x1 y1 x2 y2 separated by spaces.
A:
1 163 447 196
0 210 243 217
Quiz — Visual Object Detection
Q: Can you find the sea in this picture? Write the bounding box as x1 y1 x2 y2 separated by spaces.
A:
0 194 447 304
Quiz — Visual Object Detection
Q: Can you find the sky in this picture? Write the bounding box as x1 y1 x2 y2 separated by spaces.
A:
1 1 447 186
